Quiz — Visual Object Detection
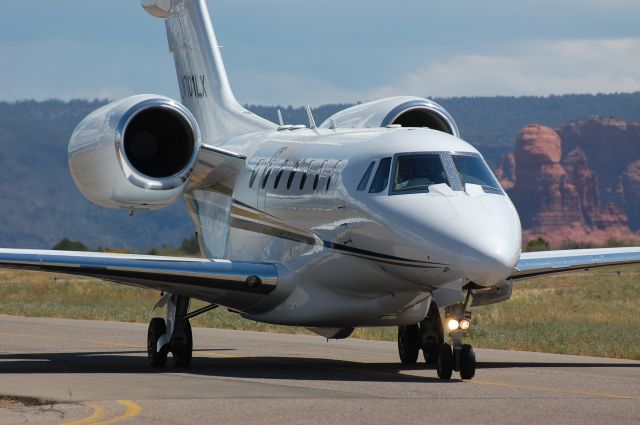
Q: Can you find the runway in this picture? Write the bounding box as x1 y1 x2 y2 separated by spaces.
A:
0 315 638 425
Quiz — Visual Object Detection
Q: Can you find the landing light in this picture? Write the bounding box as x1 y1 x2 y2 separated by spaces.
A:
460 319 470 330
447 319 460 331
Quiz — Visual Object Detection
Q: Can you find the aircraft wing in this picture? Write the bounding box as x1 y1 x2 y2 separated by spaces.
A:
511 247 640 281
0 249 277 310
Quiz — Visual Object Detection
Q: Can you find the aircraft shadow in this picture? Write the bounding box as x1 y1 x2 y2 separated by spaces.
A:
0 349 446 383
0 350 636 384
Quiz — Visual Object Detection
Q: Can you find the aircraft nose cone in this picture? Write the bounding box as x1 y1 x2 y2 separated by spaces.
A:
461 235 518 286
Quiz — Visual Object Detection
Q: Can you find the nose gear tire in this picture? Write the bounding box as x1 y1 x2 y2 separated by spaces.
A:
147 317 168 368
459 344 476 379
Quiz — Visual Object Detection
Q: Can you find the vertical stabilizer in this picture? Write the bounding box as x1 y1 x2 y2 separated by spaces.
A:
142 0 276 145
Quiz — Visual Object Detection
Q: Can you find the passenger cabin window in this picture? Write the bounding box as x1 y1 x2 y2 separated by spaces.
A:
452 154 502 193
274 169 284 189
261 168 271 189
299 173 307 190
369 157 391 193
249 160 263 188
274 160 287 189
327 160 342 191
286 171 296 189
392 154 449 192
299 161 314 190
357 161 376 191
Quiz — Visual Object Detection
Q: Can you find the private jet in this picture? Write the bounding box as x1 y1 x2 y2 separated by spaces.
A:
2 0 639 380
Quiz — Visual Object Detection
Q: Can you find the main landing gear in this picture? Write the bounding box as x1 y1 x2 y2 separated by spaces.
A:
397 294 476 380
147 293 217 368
398 301 444 366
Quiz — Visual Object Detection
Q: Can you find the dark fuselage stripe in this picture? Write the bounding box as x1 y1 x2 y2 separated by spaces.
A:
325 240 444 266
229 211 447 268
231 217 317 245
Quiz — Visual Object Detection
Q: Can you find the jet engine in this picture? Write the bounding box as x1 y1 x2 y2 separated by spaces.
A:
319 96 460 137
68 95 201 210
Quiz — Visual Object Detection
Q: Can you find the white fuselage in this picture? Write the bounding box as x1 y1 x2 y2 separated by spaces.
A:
184 126 522 327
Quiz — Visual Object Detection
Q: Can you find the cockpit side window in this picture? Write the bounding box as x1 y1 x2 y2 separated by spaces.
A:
452 154 502 193
392 154 449 192
357 161 376 191
369 157 391 193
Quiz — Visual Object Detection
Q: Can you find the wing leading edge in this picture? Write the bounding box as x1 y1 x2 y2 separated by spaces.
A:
512 247 640 281
0 249 278 310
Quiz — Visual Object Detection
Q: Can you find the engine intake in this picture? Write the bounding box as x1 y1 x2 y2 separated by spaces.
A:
320 96 459 138
123 106 195 179
69 95 201 210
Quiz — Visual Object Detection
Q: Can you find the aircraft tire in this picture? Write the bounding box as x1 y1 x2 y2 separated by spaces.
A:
436 343 453 379
172 319 193 367
459 344 476 380
398 324 420 364
147 317 168 368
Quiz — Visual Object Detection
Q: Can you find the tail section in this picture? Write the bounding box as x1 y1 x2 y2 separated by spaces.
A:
142 0 275 145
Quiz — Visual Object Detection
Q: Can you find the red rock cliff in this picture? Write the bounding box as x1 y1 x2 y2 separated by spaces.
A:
500 117 640 246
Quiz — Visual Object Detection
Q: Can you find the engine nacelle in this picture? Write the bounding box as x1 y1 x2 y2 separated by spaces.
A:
68 95 201 210
319 96 460 137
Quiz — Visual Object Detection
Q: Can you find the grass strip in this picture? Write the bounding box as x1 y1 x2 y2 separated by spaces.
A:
0 267 638 360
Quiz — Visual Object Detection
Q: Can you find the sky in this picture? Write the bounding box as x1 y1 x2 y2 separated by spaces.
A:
1 0 639 106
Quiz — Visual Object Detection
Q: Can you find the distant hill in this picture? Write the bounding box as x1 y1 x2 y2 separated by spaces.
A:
1 93 639 249
251 92 640 165
0 99 193 250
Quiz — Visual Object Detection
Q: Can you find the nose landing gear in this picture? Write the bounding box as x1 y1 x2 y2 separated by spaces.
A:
397 292 476 380
438 292 476 380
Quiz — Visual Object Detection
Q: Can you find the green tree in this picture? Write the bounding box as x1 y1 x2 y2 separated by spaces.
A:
52 237 89 251
524 237 550 252
180 235 200 255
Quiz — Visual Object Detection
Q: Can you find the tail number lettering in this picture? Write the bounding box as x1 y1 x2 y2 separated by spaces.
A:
182 75 208 99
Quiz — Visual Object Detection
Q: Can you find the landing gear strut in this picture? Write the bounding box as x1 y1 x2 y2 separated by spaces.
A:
146 293 218 368
438 291 476 380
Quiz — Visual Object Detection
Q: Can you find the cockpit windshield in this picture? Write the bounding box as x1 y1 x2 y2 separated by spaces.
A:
452 154 502 193
392 154 449 192
387 152 503 195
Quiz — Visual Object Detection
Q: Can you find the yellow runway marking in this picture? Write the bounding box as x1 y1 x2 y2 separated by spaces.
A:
60 403 105 425
199 351 236 358
469 379 640 400
91 401 142 425
5 400 141 425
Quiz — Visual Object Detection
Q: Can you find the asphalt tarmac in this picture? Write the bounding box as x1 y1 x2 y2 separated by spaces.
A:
0 315 638 425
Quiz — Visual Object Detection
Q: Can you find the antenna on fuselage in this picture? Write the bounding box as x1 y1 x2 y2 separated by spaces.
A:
277 109 284 126
305 105 317 129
